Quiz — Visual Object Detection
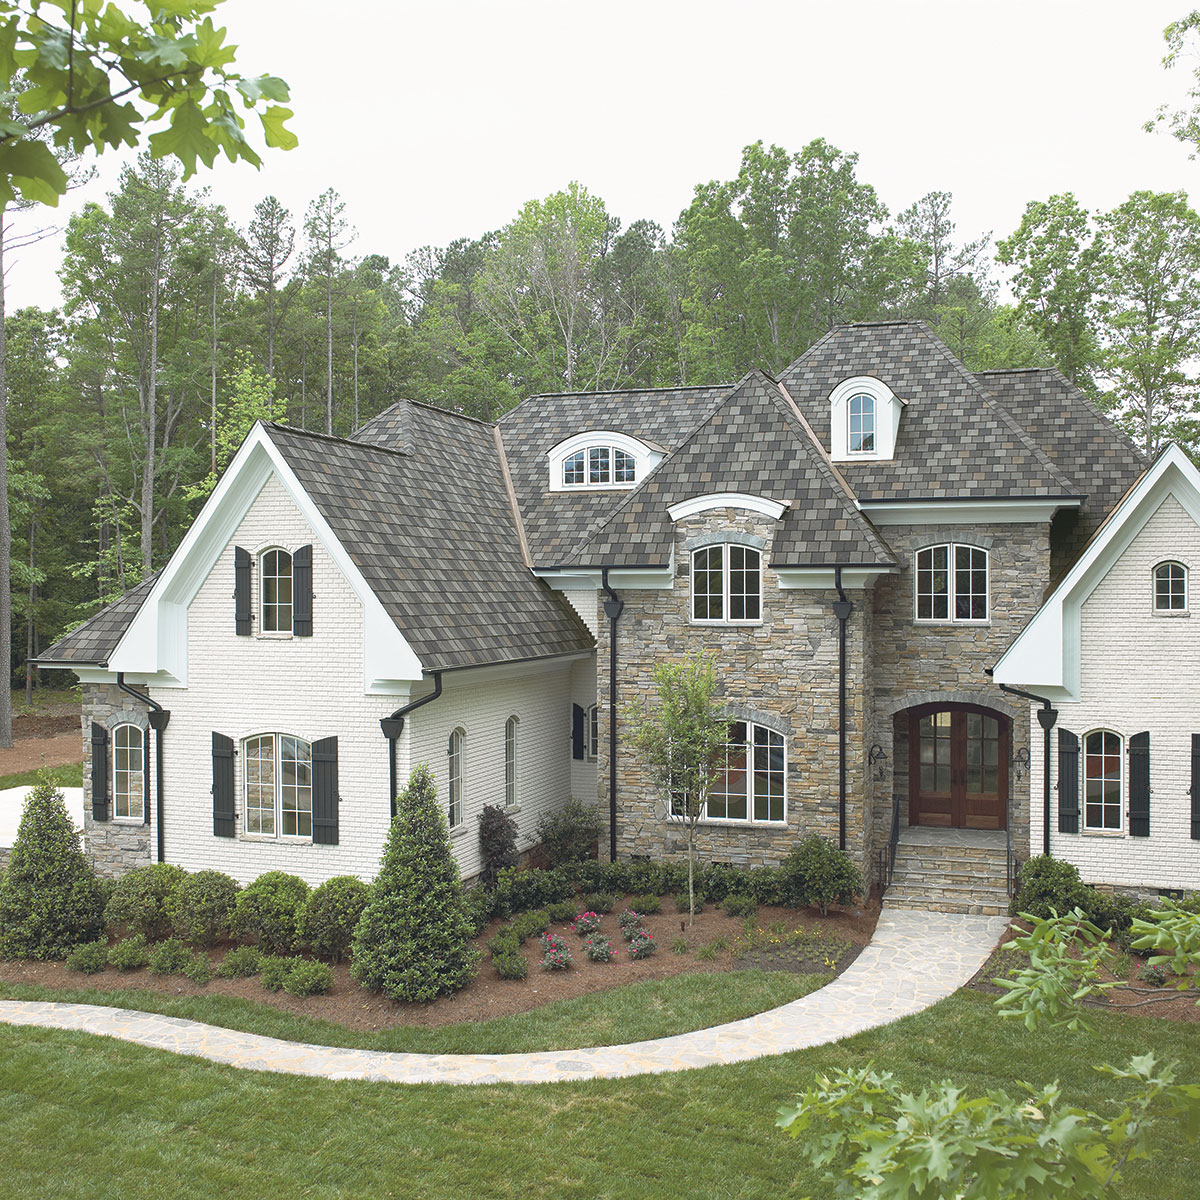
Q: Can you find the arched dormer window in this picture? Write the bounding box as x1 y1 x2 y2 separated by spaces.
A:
548 431 663 492
829 376 904 462
1153 561 1188 613
260 548 293 632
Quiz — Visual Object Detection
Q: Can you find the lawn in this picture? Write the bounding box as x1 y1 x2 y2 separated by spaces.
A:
0 762 82 791
0 969 831 1054
0 991 1195 1199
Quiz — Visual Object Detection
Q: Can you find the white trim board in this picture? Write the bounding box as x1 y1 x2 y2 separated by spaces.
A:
859 497 1080 525
667 492 790 522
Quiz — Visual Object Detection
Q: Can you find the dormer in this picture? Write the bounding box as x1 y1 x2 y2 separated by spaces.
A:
828 375 905 463
547 430 664 492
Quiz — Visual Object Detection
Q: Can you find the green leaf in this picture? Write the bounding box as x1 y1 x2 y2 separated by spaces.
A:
0 138 67 205
147 99 216 176
259 103 296 151
238 73 290 103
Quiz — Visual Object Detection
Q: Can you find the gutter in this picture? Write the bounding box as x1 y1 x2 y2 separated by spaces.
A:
601 567 624 862
380 671 443 818
988 672 1057 856
115 673 170 863
832 568 853 852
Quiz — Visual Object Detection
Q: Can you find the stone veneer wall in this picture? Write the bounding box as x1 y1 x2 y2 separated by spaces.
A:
597 508 874 878
868 522 1051 869
81 681 155 878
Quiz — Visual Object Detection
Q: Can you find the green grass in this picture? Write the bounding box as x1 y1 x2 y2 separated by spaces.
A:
0 991 1195 1199
0 761 82 791
0 970 830 1054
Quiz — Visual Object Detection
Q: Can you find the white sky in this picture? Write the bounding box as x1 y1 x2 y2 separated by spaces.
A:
6 0 1199 310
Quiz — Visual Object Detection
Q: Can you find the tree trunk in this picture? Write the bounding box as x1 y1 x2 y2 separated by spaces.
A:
325 250 334 435
210 254 218 475
687 822 696 928
0 216 12 746
142 214 161 572
24 511 34 706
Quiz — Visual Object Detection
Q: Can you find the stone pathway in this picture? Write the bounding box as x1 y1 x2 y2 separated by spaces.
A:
0 909 1008 1086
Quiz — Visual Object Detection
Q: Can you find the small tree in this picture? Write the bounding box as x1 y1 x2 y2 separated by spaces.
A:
351 764 480 1001
628 655 727 926
477 803 519 888
0 772 105 959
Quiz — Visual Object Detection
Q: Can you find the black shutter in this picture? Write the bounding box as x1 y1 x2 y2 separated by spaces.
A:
312 736 339 845
234 546 252 635
90 722 109 821
292 543 313 636
212 732 236 837
142 726 151 824
1129 731 1150 838
572 703 585 760
1058 728 1079 834
1191 734 1200 840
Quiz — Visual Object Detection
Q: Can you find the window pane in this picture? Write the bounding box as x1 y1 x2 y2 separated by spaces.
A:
245 735 276 836
849 394 875 453
563 450 586 485
279 736 311 838
1084 731 1122 830
448 730 463 827
752 726 786 822
954 545 987 621
261 549 293 632
917 545 951 619
1155 562 1187 610
505 717 518 807
588 446 610 484
692 546 724 621
113 724 144 820
728 546 761 621
613 449 636 483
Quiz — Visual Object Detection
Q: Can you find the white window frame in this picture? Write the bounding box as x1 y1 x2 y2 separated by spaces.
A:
547 430 663 492
1152 560 1188 614
914 543 989 624
847 392 876 455
504 716 519 808
448 727 465 828
112 723 145 821
586 703 598 762
691 543 763 625
259 547 294 634
829 375 902 461
242 732 312 840
670 719 787 826
1082 729 1124 833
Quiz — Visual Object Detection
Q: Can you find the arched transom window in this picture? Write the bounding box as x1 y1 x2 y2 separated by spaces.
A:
915 544 988 623
1153 561 1187 612
672 719 786 824
562 445 637 488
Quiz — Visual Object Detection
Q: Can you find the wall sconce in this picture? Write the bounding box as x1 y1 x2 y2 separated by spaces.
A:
868 743 888 782
1012 745 1030 784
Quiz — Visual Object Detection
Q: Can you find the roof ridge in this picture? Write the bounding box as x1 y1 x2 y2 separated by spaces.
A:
405 397 499 428
264 421 415 460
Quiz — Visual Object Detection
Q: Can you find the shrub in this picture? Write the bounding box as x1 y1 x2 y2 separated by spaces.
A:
232 871 310 954
539 932 572 970
66 940 108 974
0 775 106 960
107 932 150 970
493 951 528 980
494 866 573 916
579 891 616 914
283 958 333 997
301 876 369 962
352 764 480 1002
534 799 603 866
674 892 703 915
260 955 292 991
628 893 661 914
477 803 519 888
548 899 578 923
627 929 657 960
510 908 551 942
723 893 758 919
700 862 743 903
785 835 863 915
216 945 264 979
1010 856 1091 920
671 935 689 955
745 866 785 906
147 938 192 975
183 951 213 986
486 926 521 957
570 911 601 936
104 863 188 940
173 869 240 947
462 886 496 935
582 934 616 962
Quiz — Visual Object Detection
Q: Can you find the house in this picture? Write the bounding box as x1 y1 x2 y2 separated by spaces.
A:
39 320 1154 902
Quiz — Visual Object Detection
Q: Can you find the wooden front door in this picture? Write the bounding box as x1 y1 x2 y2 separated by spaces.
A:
908 705 1008 830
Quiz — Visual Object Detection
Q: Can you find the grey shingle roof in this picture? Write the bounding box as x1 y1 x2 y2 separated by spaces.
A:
39 573 161 667
497 385 731 566
561 372 896 569
265 412 593 671
779 322 1079 500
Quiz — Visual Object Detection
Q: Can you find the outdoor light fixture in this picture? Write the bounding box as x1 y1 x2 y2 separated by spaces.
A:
868 743 888 782
1012 745 1030 784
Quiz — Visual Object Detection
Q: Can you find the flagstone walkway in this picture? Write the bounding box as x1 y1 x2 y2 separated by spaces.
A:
0 909 1009 1085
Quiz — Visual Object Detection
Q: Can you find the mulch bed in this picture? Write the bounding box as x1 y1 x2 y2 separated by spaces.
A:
0 899 878 1032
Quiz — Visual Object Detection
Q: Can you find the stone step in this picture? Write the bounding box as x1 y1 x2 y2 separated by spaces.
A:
893 864 1008 883
884 896 1010 917
893 848 1009 869
886 883 1009 905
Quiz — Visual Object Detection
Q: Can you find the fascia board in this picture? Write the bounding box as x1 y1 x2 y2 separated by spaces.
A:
533 559 675 590
860 498 1080 525
775 567 891 589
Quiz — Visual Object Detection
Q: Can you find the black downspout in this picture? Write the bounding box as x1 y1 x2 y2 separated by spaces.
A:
116 672 170 863
380 671 443 818
993 677 1057 856
832 568 853 853
601 568 623 863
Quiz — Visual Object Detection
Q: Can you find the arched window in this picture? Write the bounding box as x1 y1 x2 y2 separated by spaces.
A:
1153 561 1188 612
691 544 762 624
112 723 145 820
674 720 787 824
505 716 519 808
558 443 642 487
448 727 465 828
915 544 988 622
243 734 312 838
848 393 875 454
260 548 293 632
586 703 599 762
1083 730 1123 832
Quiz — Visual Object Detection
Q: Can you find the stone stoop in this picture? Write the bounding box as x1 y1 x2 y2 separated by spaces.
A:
883 830 1010 917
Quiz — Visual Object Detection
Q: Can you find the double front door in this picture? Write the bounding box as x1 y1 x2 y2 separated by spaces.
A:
908 704 1008 830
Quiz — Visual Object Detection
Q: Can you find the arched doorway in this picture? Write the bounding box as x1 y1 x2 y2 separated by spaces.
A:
907 703 1009 830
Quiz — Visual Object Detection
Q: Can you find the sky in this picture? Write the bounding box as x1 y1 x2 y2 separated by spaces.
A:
5 0 1199 310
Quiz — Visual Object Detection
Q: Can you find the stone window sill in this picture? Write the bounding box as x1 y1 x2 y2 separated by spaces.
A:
669 817 788 830
450 822 469 839
1081 828 1124 838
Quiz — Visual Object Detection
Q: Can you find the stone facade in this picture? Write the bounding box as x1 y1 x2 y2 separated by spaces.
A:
598 507 873 878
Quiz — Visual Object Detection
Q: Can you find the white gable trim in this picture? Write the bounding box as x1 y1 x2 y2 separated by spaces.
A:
993 444 1198 700
109 423 423 692
667 493 790 522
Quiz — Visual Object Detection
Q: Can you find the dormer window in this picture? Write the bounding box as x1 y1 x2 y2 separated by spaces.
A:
548 431 663 492
562 445 637 487
829 376 904 462
848 393 875 454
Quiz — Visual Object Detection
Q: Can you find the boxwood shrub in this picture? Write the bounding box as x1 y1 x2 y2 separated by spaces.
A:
232 871 310 954
107 932 150 971
104 863 188 940
173 869 240 947
66 939 108 974
301 875 369 962
147 937 192 975
283 958 333 997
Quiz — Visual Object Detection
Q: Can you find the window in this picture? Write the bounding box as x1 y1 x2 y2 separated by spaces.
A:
691 544 762 623
1153 561 1187 612
1083 730 1123 831
915 544 988 622
505 716 519 808
448 727 464 828
674 721 786 824
586 703 598 762
561 444 638 488
112 724 144 820
243 734 312 838
260 548 293 632
848 393 875 454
